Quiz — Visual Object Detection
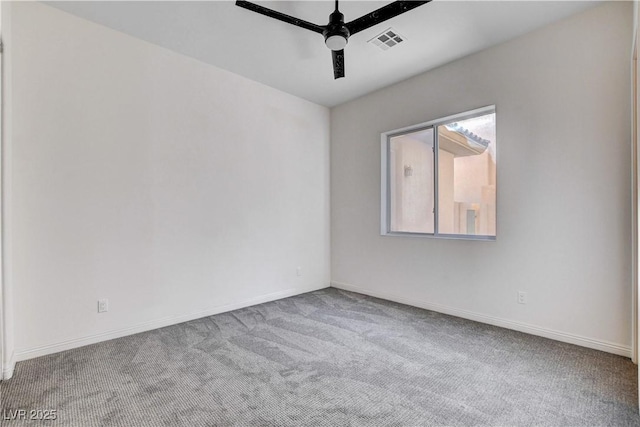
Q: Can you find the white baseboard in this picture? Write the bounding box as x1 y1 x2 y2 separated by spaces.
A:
331 281 632 358
2 351 15 380
15 285 328 363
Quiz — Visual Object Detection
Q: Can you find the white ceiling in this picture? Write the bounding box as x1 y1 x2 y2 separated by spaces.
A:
47 1 602 107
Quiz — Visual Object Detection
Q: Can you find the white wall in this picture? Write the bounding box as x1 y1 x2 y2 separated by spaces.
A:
633 0 640 380
1 0 14 380
8 2 330 362
331 2 633 355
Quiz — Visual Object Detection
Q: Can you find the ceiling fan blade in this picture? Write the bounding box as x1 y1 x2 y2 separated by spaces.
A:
346 1 432 36
235 1 325 34
332 49 345 79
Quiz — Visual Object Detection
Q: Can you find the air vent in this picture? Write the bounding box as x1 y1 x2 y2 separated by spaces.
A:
368 28 405 51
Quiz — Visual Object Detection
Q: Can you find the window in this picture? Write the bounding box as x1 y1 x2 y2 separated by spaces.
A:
381 106 496 240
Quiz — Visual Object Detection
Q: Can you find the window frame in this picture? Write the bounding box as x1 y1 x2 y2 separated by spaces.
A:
380 105 497 241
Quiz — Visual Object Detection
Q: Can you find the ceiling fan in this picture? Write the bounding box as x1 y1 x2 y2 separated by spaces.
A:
235 1 432 79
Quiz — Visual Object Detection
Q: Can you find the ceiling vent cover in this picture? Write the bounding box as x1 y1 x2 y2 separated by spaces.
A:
368 28 405 51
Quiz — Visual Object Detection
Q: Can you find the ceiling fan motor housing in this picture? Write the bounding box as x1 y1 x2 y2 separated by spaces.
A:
323 10 350 51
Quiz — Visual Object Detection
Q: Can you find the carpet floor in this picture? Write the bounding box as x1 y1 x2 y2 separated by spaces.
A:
1 288 638 426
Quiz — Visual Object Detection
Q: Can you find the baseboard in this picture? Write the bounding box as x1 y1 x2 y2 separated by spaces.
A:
2 350 15 380
331 281 632 358
15 285 328 363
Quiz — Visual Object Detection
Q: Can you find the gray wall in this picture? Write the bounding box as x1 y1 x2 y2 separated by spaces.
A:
330 2 633 354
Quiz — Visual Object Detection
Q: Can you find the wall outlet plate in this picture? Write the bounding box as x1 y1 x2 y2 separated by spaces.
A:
98 299 109 313
517 291 527 304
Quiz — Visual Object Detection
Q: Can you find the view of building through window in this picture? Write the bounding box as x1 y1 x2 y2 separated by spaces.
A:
385 109 496 238
389 128 434 233
438 113 496 236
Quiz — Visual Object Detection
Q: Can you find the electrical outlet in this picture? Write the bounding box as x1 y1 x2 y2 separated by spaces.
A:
296 267 302 277
517 291 527 305
98 299 109 313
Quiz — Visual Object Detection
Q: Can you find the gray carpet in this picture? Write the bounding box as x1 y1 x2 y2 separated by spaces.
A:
1 288 638 426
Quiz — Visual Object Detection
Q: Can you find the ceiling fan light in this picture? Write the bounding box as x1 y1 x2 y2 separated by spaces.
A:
325 35 348 51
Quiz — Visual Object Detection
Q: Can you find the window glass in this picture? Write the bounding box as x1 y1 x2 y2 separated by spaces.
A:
389 128 434 233
437 113 496 236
